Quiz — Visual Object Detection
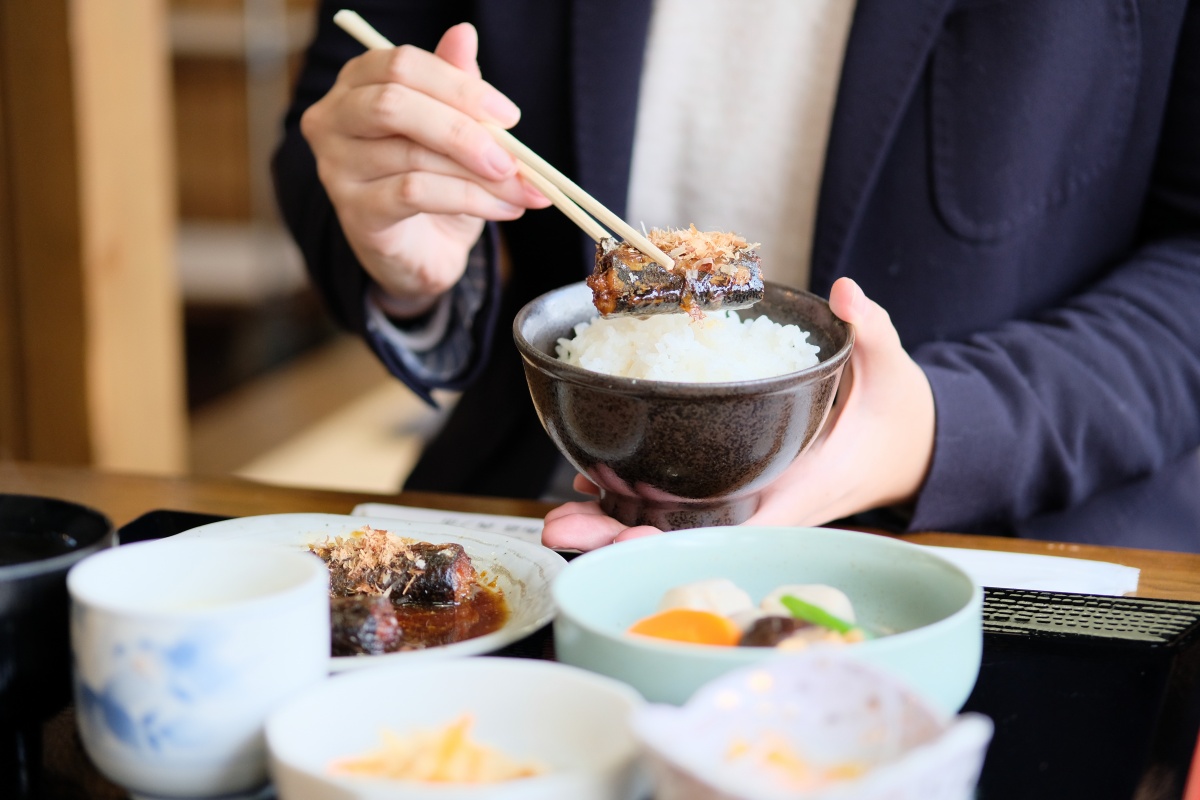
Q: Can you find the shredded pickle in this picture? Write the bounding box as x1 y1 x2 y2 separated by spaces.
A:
330 715 546 783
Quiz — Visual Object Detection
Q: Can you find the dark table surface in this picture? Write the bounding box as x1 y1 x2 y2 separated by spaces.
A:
3 462 1199 800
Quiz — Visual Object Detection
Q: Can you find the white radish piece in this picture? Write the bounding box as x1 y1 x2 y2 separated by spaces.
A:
760 584 856 624
657 578 754 617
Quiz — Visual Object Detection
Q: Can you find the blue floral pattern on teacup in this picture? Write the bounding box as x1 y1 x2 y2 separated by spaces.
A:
76 622 237 754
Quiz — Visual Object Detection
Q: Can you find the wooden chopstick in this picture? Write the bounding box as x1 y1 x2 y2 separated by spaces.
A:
332 9 675 270
481 123 674 268
507 160 610 243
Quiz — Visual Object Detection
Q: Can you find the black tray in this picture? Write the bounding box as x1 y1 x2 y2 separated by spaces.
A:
119 510 1200 800
966 588 1200 799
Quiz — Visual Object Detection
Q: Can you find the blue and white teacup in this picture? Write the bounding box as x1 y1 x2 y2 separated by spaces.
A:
68 538 330 799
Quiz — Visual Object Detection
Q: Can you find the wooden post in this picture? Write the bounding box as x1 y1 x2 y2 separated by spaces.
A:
0 68 23 461
0 0 187 473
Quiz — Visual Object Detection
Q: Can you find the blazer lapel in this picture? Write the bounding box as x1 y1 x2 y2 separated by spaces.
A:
810 0 957 294
569 0 653 268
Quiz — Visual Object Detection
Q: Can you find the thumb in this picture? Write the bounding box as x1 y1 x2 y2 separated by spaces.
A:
434 22 482 77
828 277 905 370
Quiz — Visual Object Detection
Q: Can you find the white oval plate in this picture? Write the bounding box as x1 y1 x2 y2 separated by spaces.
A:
175 512 565 671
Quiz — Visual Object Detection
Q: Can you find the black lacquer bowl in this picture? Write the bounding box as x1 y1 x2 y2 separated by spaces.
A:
0 494 114 797
514 281 854 530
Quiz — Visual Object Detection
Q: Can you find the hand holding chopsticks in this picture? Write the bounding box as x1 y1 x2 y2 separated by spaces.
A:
332 9 675 271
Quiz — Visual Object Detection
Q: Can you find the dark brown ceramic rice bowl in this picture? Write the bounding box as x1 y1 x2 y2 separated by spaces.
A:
513 281 854 530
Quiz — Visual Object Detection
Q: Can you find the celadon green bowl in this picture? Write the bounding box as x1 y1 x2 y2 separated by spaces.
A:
552 526 983 715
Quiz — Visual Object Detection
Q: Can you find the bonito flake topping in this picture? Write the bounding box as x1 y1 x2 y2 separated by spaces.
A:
653 224 760 282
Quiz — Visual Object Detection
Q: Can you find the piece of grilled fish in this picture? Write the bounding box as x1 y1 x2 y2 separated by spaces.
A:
586 226 765 318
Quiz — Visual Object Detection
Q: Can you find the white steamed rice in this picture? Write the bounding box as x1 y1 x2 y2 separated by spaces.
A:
555 311 820 382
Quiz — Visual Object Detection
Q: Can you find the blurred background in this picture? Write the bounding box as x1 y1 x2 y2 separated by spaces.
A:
0 0 451 494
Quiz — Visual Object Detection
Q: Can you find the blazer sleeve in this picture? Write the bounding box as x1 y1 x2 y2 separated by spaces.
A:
908 8 1200 535
270 0 500 404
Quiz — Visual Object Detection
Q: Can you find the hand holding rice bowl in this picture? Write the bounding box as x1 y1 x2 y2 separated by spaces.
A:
514 282 853 530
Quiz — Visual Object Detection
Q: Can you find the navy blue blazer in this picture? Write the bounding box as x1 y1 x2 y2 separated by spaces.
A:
274 0 1200 553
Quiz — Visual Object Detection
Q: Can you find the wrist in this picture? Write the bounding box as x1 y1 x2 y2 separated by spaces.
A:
369 284 440 322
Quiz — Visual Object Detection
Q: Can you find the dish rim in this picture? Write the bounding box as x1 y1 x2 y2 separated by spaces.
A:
550 525 983 661
512 281 855 396
175 512 566 669
264 656 647 792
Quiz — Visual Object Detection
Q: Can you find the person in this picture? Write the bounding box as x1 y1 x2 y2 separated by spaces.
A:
273 1 1200 553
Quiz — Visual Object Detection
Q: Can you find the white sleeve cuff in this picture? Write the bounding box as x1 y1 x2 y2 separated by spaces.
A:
365 289 453 354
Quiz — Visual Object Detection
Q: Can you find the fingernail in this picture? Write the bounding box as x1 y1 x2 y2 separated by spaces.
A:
853 283 870 318
486 144 515 176
482 92 521 126
495 199 522 215
841 278 865 317
523 181 550 205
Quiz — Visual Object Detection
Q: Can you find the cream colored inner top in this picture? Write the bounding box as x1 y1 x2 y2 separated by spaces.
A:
625 0 858 290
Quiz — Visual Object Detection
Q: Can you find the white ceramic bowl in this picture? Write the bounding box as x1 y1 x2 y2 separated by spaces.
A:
553 526 983 714
266 657 649 800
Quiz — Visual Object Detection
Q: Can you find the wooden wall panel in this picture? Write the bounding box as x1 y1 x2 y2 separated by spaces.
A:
0 61 18 460
173 58 252 220
0 67 21 460
0 0 186 473
0 0 91 464
71 0 187 473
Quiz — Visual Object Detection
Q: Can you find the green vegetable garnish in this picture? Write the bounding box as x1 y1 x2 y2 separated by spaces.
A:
780 595 856 634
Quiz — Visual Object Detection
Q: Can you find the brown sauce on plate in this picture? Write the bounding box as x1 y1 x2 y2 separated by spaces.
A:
315 528 511 657
330 582 510 657
389 583 509 651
